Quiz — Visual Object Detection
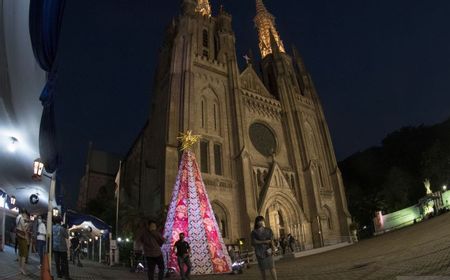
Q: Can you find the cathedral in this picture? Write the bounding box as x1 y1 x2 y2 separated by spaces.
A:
121 0 352 249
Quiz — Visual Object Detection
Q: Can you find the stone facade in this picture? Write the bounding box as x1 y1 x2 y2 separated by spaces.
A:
123 0 351 248
77 145 120 211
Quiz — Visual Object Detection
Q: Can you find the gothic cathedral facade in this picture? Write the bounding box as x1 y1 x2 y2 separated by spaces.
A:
137 0 351 249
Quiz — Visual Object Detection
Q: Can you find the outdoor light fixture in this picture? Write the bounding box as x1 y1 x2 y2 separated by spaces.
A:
117 237 122 242
32 158 45 180
71 232 75 237
443 185 447 191
10 195 16 206
52 207 59 217
7 136 18 153
126 238 130 243
95 236 99 241
89 238 92 242
0 195 5 208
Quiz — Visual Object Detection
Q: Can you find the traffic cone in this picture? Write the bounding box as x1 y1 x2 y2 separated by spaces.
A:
41 253 53 280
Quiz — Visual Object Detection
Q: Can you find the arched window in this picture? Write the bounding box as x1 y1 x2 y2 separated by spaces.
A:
214 36 219 59
201 100 205 128
323 206 333 230
305 122 319 160
202 29 209 48
200 140 209 173
213 103 217 131
214 143 223 175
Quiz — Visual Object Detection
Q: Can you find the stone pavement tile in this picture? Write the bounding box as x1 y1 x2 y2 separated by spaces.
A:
0 245 40 280
396 276 450 280
4 214 450 279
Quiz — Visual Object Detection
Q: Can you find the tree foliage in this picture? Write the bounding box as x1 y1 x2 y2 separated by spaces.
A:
339 118 450 231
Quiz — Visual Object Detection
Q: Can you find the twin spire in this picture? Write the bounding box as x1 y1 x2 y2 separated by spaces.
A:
192 0 285 58
254 0 285 58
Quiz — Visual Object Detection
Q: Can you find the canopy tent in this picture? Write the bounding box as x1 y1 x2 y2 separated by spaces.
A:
69 221 104 238
65 210 111 237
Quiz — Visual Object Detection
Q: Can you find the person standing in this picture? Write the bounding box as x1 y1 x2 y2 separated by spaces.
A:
140 220 165 280
287 234 295 253
251 216 278 280
36 216 46 266
174 233 191 280
53 216 70 279
279 235 287 255
15 208 29 275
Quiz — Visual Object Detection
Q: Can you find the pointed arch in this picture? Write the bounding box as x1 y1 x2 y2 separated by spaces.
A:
200 86 222 136
322 204 333 230
211 200 230 239
200 96 207 129
304 121 319 160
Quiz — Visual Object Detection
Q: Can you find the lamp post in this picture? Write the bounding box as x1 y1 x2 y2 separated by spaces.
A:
33 158 56 273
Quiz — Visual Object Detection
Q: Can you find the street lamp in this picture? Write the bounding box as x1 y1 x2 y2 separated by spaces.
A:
33 158 45 179
10 195 16 206
32 158 56 274
52 207 59 217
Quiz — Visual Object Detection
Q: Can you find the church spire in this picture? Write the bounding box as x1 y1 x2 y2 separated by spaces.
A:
254 0 286 58
196 0 211 17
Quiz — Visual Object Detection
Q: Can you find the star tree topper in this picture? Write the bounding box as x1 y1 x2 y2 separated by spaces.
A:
177 130 202 151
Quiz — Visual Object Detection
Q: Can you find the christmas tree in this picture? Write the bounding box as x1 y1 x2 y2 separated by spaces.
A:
162 131 232 275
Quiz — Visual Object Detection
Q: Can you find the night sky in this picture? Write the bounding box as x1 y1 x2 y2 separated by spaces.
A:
54 0 450 208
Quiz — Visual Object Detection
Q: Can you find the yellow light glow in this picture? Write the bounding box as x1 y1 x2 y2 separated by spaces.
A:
196 0 211 17
254 0 286 58
177 130 202 151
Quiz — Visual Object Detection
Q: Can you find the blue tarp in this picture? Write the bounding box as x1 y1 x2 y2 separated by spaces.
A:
29 0 66 173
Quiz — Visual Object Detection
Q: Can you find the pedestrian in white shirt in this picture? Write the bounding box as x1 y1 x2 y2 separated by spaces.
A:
36 216 46 266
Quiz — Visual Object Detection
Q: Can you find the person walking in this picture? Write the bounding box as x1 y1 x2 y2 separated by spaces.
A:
16 208 29 275
251 216 278 280
71 233 82 267
140 220 165 280
174 233 191 280
36 216 46 267
53 216 70 279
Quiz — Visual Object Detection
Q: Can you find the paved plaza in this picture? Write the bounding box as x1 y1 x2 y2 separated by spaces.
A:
2 213 450 279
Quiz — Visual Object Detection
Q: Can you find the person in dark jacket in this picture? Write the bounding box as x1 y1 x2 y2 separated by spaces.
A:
174 233 191 280
140 220 165 280
53 216 70 279
251 216 278 280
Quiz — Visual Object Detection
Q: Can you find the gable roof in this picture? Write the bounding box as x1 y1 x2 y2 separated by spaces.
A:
257 161 292 212
240 65 273 98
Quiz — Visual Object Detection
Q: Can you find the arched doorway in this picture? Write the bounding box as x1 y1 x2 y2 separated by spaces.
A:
265 202 287 239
